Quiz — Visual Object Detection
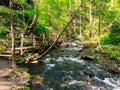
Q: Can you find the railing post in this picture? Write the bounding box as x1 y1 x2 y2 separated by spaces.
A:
42 34 45 45
48 34 50 43
20 33 24 56
32 34 35 47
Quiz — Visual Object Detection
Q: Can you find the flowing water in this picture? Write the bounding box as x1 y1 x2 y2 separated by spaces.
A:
27 45 120 90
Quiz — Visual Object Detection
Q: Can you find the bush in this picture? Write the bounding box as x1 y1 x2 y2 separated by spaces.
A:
0 25 9 37
111 21 120 32
111 51 120 58
101 21 120 45
101 34 111 44
33 23 50 35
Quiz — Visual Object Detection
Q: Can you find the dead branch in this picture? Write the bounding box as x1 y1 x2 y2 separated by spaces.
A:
27 14 38 30
35 5 82 60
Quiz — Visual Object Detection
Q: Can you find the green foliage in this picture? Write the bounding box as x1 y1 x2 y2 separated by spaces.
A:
33 23 50 35
0 25 9 37
101 34 111 44
109 20 120 45
12 86 30 90
102 46 112 53
22 86 30 90
0 7 10 37
0 46 6 52
101 23 120 45
101 45 120 59
111 20 120 32
111 51 120 58
25 72 31 81
24 5 34 18
0 0 120 63
92 48 98 53
17 58 25 64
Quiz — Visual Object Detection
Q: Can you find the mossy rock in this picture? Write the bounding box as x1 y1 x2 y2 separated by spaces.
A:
81 55 94 61
103 64 120 74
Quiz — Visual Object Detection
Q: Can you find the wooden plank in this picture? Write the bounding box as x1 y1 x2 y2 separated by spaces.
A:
15 46 39 50
0 54 12 57
6 49 20 54
8 46 39 53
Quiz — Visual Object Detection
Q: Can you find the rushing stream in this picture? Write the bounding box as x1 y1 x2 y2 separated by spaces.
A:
27 44 120 90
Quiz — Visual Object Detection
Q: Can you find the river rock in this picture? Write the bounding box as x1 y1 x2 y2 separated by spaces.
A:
60 80 72 87
100 87 107 90
31 75 44 85
82 78 91 82
74 39 82 45
103 64 120 74
81 55 94 61
113 87 120 90
25 53 39 63
83 70 94 77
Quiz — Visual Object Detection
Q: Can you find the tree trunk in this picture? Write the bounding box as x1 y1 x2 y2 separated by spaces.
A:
79 0 82 40
27 14 38 30
111 0 114 7
26 0 38 32
89 0 92 38
69 0 76 38
10 0 16 69
73 20 76 38
35 4 82 60
98 0 104 49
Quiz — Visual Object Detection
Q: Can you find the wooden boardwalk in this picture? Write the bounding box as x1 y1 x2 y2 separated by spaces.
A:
0 34 44 58
0 46 39 57
0 33 58 59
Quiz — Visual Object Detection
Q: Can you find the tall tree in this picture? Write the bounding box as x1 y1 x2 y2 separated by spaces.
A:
10 0 16 69
27 0 38 33
79 0 82 40
69 0 76 38
97 0 104 49
111 0 114 7
89 0 92 38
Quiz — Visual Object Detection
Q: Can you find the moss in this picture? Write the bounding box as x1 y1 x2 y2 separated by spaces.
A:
115 59 120 64
16 58 25 64
0 46 6 52
80 42 120 64
25 72 31 81
102 45 119 57
111 51 120 59
12 86 30 90
97 58 113 64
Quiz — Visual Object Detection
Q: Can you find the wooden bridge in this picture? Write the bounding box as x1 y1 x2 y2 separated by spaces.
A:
0 33 59 59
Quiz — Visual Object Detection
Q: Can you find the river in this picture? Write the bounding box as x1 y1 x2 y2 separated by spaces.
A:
27 44 120 90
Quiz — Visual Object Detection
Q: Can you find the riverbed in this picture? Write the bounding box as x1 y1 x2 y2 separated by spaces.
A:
27 44 120 90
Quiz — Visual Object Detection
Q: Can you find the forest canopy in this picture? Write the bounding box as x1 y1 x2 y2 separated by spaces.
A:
0 0 120 50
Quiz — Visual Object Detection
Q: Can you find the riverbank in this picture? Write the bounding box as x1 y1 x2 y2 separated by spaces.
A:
79 43 120 64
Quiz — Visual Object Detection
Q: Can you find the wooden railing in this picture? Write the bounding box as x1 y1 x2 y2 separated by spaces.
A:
0 33 58 58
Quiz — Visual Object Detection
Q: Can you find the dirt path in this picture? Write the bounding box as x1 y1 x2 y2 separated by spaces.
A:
0 78 12 90
0 58 12 70
0 58 12 90
0 58 28 90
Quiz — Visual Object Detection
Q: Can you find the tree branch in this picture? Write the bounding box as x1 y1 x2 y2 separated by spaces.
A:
34 4 82 60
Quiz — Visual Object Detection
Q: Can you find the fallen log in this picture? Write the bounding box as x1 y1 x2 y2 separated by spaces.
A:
35 4 82 60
